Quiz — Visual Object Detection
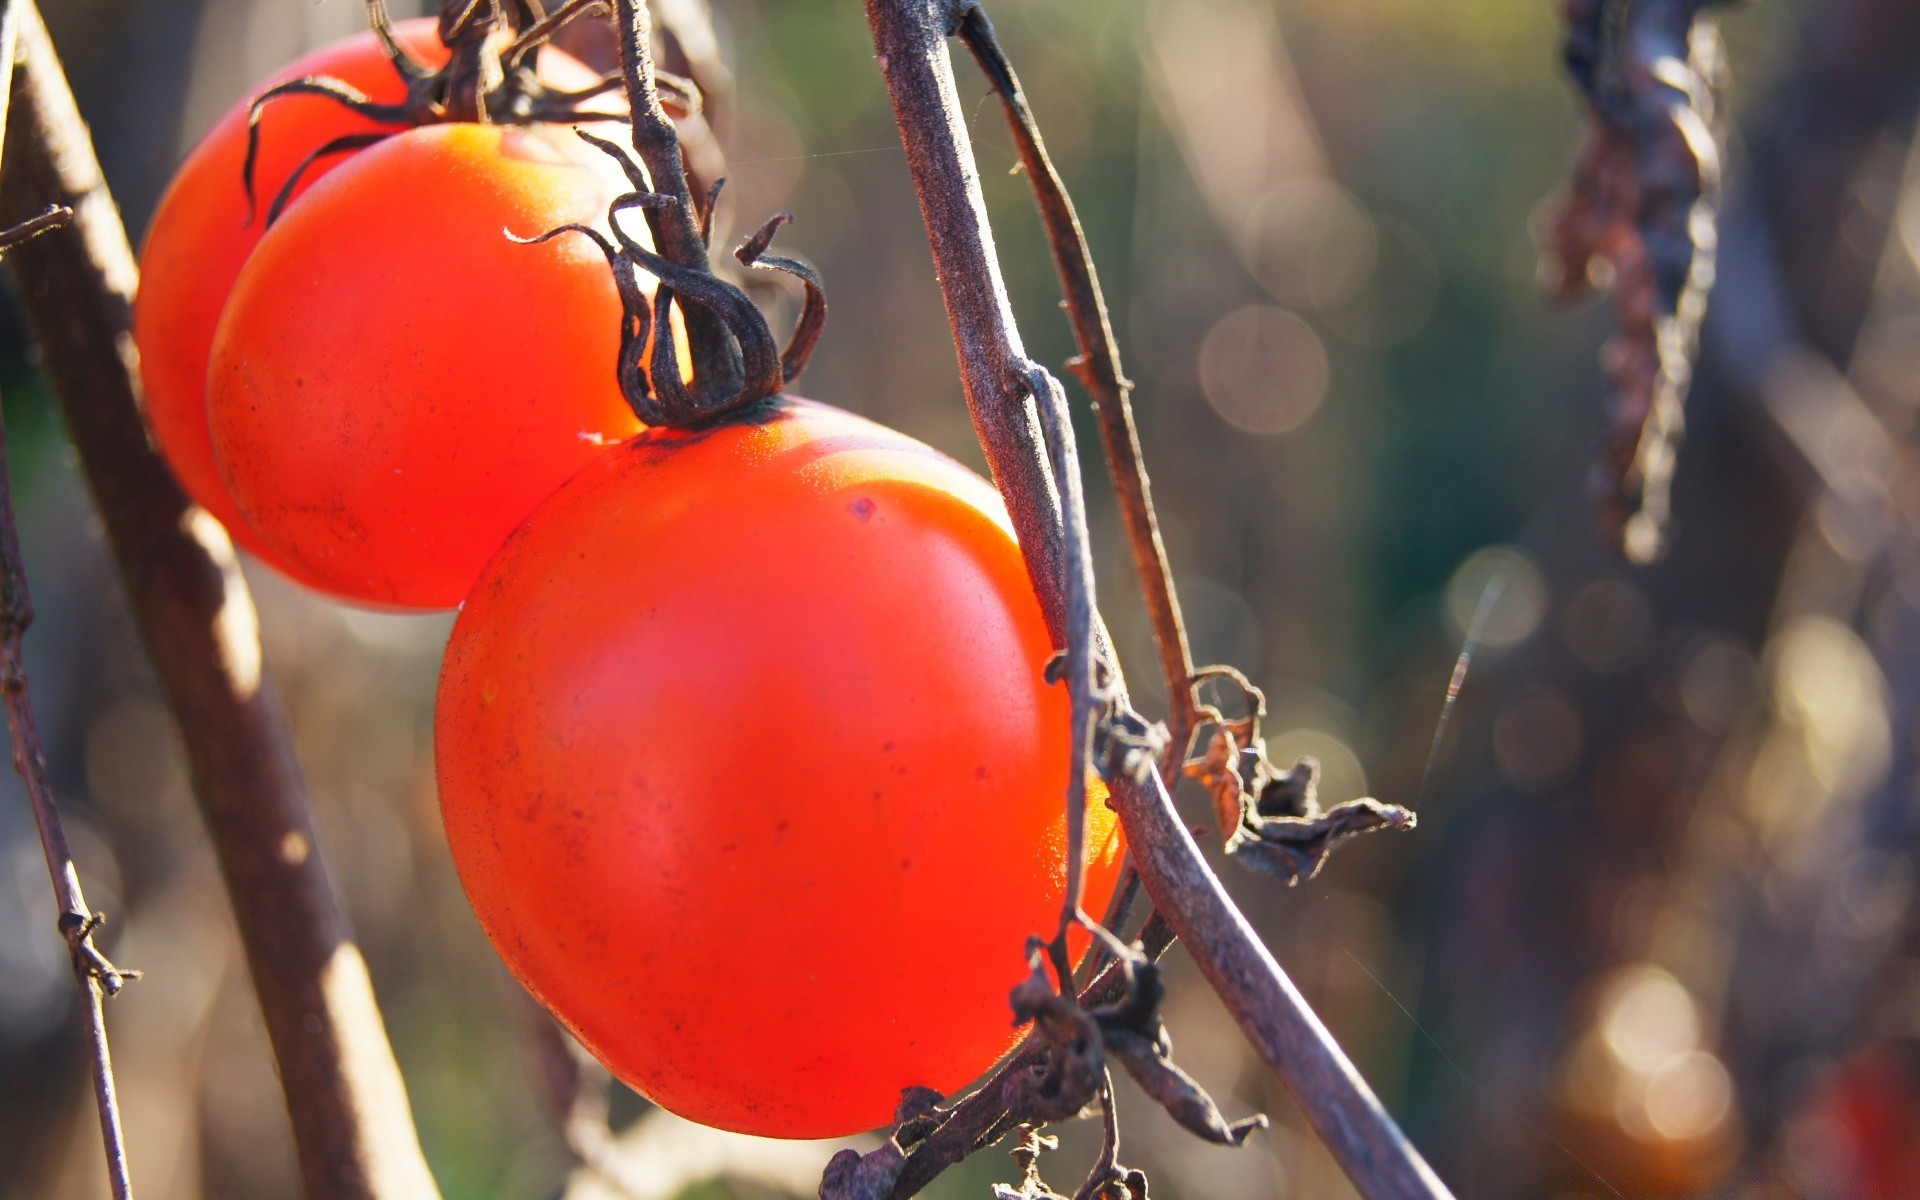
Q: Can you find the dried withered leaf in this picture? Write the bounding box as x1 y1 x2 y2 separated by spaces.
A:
1008 957 1106 1122
819 1143 906 1200
1104 1028 1267 1146
1217 753 1416 884
1089 958 1267 1147
1183 728 1245 835
1228 784 1417 886
1543 0 1732 562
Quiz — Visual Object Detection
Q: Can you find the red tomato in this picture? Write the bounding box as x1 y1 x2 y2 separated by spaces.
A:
206 121 640 608
436 398 1124 1138
133 19 605 585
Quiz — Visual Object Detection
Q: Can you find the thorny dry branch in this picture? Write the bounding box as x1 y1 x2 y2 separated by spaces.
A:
0 2 441 1196
0 117 138 1200
1545 0 1732 563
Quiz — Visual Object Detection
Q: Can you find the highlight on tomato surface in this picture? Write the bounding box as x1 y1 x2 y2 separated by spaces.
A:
436 396 1125 1138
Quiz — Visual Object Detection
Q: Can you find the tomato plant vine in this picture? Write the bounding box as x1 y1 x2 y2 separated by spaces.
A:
3 0 1764 1196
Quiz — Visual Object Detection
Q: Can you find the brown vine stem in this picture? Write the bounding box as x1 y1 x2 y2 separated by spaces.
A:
0 325 138 1200
953 8 1198 795
0 35 133 1196
655 0 732 225
862 2 1451 1195
611 0 740 395
0 3 442 1197
1028 362 1098 984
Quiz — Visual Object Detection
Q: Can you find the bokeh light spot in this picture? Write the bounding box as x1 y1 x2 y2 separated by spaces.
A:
1445 544 1546 649
1198 305 1329 436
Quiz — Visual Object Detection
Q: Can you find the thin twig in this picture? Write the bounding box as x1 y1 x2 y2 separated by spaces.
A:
1027 362 1098 981
1068 1078 1121 1200
0 362 138 1200
0 64 134 1199
0 198 62 249
954 8 1198 790
861 2 1451 1196
0 4 440 1196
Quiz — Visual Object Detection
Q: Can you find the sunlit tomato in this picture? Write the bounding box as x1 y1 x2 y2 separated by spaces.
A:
133 20 606 585
206 121 640 608
436 397 1124 1138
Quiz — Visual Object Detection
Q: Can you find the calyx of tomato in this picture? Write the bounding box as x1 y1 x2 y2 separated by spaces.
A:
525 0 827 430
240 0 686 225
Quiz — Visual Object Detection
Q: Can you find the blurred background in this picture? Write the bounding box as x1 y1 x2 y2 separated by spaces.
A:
7 0 1920 1195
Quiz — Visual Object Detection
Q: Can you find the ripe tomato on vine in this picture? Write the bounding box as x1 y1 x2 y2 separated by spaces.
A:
137 16 629 599
436 396 1125 1137
206 121 641 608
133 19 609 581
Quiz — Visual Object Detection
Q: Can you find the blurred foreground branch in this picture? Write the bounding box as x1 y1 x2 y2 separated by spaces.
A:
1546 0 1729 563
859 1 1449 1196
0 2 441 1196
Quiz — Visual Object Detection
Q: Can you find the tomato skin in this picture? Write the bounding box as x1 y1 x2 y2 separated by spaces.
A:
133 20 605 585
206 121 640 609
435 398 1124 1138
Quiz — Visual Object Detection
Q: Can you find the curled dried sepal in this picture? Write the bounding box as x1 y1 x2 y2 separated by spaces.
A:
736 212 828 384
1226 757 1415 884
1544 0 1731 563
1042 651 1169 787
1094 700 1169 788
545 132 828 427
240 0 639 225
1186 668 1414 881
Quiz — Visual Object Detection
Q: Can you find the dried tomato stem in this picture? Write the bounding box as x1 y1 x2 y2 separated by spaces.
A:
436 0 510 122
0 66 134 1194
1027 362 1097 987
610 0 744 399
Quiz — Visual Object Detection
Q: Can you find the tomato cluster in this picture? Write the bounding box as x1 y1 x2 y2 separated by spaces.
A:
137 19 635 607
136 19 1122 1140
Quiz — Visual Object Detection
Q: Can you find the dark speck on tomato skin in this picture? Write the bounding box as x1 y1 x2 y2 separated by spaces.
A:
851 497 877 521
